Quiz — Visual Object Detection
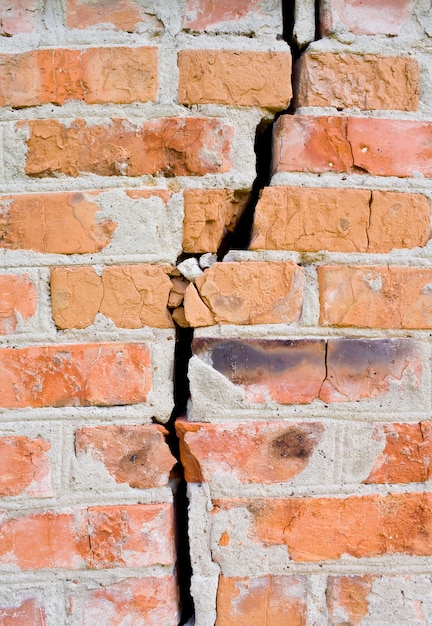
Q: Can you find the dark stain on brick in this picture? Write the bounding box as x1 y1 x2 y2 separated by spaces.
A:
270 424 324 460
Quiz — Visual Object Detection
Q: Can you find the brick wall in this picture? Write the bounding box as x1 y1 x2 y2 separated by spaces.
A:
1 1 432 624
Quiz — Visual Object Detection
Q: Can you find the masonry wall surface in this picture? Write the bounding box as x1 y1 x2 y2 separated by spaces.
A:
1 1 432 625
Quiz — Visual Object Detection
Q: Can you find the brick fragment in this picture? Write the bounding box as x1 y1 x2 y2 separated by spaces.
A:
251 187 429 253
192 261 304 325
183 189 249 253
365 423 432 484
214 493 432 561
0 436 51 497
0 192 116 254
179 50 292 109
177 419 323 483
75 425 176 489
216 575 307 626
183 283 215 327
327 576 375 625
76 576 179 626
0 1 40 35
0 343 151 409
273 115 432 178
51 265 174 329
22 118 232 178
0 274 36 334
294 53 418 111
0 598 46 625
319 266 432 329
320 0 414 35
66 0 162 32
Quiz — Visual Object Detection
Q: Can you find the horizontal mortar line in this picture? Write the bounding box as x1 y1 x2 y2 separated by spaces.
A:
0 255 179 269
0 564 175 583
0 493 174 513
187 411 432 423
192 324 432 339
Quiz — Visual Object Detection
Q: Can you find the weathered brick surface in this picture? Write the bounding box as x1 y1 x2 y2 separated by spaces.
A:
251 187 429 253
0 274 37 334
182 0 281 33
319 266 432 329
327 575 375 625
66 0 162 32
294 53 418 111
0 598 46 625
320 0 414 35
0 1 41 35
179 50 292 108
0 48 157 107
22 118 233 178
0 343 152 409
75 425 176 489
0 436 51 497
273 115 432 177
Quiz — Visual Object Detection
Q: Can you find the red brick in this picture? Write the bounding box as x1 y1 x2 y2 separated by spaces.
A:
51 265 174 329
76 576 179 626
273 115 432 178
319 266 432 329
22 118 232 178
251 187 430 253
178 50 292 109
0 598 46 626
75 425 176 488
320 0 414 35
214 493 432 561
66 0 162 32
327 576 375 625
0 436 51 497
192 261 304 325
0 343 152 409
365 423 432 484
0 504 174 570
0 274 36 334
0 192 116 254
176 419 323 484
216 575 307 626
183 0 277 32
0 1 40 35
321 338 421 403
294 53 418 111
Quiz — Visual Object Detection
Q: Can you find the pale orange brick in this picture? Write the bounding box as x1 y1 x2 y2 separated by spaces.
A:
192 261 304 325
216 575 307 626
75 425 176 489
51 265 174 329
0 192 116 254
178 50 292 109
294 53 418 111
251 187 429 253
365 423 432 484
214 493 432 562
0 598 46 626
0 436 52 497
320 0 414 36
76 576 179 626
66 0 161 32
22 118 232 178
319 266 432 329
0 1 40 35
176 419 323 484
183 0 278 32
0 274 36 334
183 283 215 327
0 343 151 409
183 189 249 253
327 576 375 626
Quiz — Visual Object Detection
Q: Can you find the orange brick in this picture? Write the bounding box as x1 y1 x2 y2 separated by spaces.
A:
51 265 174 329
320 0 414 36
66 0 161 32
251 187 429 253
0 504 174 570
0 436 51 497
294 53 418 111
176 419 323 483
178 50 292 109
319 266 432 329
0 343 151 409
22 118 232 178
192 261 304 325
365 423 432 484
0 192 116 254
214 493 432 561
273 115 432 177
75 425 176 489
75 576 179 626
0 1 40 35
0 274 36 334
327 576 375 625
0 598 46 625
216 575 307 626
183 189 249 253
183 0 277 31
